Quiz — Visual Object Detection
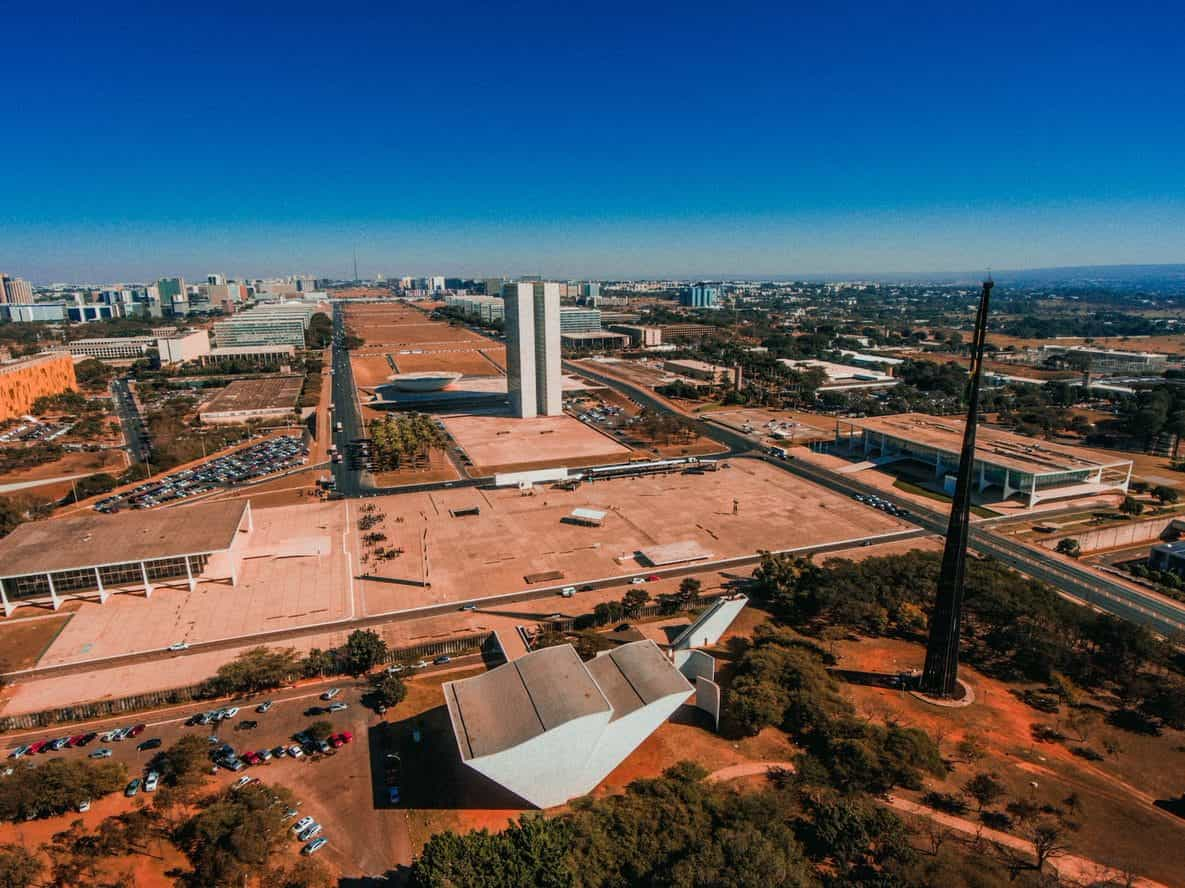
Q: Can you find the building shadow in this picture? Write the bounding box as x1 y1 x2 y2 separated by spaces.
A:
830 668 910 690
368 704 530 813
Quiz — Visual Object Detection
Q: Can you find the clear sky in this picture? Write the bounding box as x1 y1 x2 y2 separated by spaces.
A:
2 1 1183 282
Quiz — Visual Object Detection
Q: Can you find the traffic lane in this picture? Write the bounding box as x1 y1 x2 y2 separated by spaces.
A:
4 656 481 751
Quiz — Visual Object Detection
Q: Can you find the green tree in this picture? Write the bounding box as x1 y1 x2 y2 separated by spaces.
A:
0 843 42 888
302 648 336 678
962 772 1007 811
153 735 211 791
1055 538 1081 557
621 588 649 617
344 629 388 674
306 721 335 742
372 674 408 709
206 646 301 695
1152 485 1180 505
1120 496 1145 516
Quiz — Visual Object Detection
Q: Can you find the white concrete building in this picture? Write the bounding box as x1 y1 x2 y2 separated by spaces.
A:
158 330 211 364
444 640 692 808
504 281 562 418
0 500 253 616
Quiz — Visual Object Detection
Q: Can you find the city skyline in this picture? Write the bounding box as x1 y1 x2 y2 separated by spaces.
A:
3 2 1183 281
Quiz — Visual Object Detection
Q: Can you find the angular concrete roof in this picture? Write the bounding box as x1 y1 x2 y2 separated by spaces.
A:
0 499 249 578
586 640 694 722
446 640 692 758
446 644 611 760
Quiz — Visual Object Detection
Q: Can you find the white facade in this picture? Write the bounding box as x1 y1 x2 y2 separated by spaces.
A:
158 330 211 364
444 640 692 809
504 282 561 418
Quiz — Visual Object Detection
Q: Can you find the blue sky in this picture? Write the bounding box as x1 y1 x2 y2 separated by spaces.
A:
2 1 1183 281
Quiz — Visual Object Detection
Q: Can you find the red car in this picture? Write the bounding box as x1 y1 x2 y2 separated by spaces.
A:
128 724 146 738
337 731 353 745
68 734 87 746
27 740 47 754
329 735 344 749
243 751 262 765
646 574 660 582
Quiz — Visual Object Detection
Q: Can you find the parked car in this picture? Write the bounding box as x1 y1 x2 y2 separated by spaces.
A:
124 779 141 797
292 816 314 834
231 776 251 790
302 837 328 855
320 688 340 701
385 664 404 674
433 655 451 665
410 660 428 670
255 701 273 713
76 800 91 812
144 772 159 792
9 745 28 759
90 748 113 759
167 642 189 652
257 748 273 761
137 738 162 751
288 745 305 758
630 577 646 585
236 720 259 731
327 702 348 713
298 822 322 842
128 724 146 738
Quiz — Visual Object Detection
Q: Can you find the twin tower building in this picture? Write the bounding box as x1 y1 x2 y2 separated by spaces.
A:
504 281 563 418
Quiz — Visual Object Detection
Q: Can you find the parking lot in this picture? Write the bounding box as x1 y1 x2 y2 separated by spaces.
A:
3 665 484 876
94 435 307 511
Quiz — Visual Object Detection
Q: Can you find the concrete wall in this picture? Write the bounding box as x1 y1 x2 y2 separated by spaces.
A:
671 595 748 650
674 648 715 683
1039 516 1185 554
695 676 721 732
0 353 77 421
467 709 612 809
579 689 690 800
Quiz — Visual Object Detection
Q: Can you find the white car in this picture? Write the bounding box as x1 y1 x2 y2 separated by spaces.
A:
320 688 340 701
327 702 348 713
144 772 159 792
385 664 404 675
302 837 328 855
409 660 428 670
292 816 315 834
631 576 646 585
76 800 91 812
288 745 304 758
167 642 189 652
221 707 240 720
298 822 322 842
231 776 252 790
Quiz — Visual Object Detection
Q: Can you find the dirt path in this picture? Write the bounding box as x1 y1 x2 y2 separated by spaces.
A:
705 763 1170 888
884 795 1170 888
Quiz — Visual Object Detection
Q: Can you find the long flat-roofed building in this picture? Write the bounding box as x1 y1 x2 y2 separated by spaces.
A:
0 352 77 422
444 640 692 808
835 413 1132 507
0 499 253 615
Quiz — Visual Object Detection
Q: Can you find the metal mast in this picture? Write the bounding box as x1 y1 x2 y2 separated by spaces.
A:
919 277 993 697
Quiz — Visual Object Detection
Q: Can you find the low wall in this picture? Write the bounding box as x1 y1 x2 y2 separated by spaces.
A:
1038 516 1184 554
0 631 497 732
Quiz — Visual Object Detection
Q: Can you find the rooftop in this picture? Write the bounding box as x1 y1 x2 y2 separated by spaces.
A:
199 376 304 415
847 413 1133 475
445 640 691 759
0 499 249 578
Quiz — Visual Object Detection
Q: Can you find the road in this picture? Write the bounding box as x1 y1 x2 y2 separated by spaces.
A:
1 521 924 683
110 377 149 463
568 360 1185 638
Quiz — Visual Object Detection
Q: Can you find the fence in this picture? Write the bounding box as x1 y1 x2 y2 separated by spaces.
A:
0 631 499 733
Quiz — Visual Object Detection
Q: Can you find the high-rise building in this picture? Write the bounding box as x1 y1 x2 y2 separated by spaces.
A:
559 307 601 333
578 281 601 305
207 273 226 286
681 284 719 308
430 276 446 292
157 277 188 316
0 275 34 305
504 281 561 418
482 278 505 298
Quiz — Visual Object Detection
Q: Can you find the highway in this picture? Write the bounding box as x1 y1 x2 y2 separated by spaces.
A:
568 360 1185 639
